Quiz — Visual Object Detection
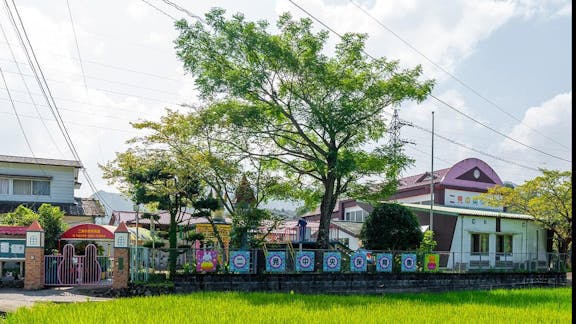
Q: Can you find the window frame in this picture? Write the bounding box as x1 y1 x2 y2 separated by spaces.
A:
471 233 489 255
496 234 513 255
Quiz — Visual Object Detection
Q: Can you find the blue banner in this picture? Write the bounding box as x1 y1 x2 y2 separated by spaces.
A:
376 253 393 272
229 251 251 273
350 252 367 272
295 251 315 272
265 251 286 272
323 252 341 272
401 253 417 272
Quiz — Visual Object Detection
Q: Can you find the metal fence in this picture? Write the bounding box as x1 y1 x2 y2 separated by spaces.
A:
131 246 570 278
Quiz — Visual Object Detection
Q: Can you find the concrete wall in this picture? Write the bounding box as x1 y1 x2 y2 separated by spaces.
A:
173 272 566 295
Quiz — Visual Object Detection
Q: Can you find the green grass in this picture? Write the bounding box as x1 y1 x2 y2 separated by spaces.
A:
3 287 571 323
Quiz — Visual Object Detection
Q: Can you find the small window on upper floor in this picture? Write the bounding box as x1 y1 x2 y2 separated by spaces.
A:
12 179 50 196
0 178 8 195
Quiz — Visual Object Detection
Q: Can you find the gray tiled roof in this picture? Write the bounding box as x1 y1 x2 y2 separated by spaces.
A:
0 155 82 168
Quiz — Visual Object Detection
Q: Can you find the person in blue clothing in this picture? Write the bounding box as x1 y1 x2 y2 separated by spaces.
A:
297 217 307 242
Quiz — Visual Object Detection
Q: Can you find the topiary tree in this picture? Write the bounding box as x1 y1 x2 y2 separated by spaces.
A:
360 203 422 251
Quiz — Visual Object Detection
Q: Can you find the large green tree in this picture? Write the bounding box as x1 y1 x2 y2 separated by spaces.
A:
480 169 572 254
174 9 433 248
101 150 217 279
360 203 422 251
0 204 68 253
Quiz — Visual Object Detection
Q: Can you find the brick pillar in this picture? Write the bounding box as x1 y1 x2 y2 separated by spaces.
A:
24 220 45 290
113 222 130 289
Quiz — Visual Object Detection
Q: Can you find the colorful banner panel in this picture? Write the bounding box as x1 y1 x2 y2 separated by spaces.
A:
295 251 315 272
229 251 251 273
266 251 286 272
401 253 417 272
424 253 440 272
196 250 218 272
323 252 341 272
376 253 393 272
350 252 367 272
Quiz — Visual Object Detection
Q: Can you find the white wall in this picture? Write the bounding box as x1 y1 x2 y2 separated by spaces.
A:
0 162 76 203
392 194 430 204
448 215 546 268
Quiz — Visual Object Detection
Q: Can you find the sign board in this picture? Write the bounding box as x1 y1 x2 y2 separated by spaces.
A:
196 250 218 272
445 189 503 211
265 251 286 272
323 252 341 272
0 239 25 259
295 251 315 272
401 253 417 272
424 253 440 272
60 224 114 240
376 253 393 272
229 251 251 273
350 252 367 272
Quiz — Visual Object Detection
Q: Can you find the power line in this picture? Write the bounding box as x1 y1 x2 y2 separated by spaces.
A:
0 68 35 158
287 0 571 164
0 67 180 105
140 0 177 21
430 94 570 163
5 0 113 210
347 0 569 151
0 20 65 157
156 0 205 23
0 109 140 134
0 57 181 96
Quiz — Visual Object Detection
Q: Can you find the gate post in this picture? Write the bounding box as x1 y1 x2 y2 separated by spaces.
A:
24 220 45 290
113 222 130 289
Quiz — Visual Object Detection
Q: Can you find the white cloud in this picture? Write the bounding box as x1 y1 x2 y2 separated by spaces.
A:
126 0 151 21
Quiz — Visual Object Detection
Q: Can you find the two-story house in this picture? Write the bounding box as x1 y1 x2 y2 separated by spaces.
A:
0 155 104 225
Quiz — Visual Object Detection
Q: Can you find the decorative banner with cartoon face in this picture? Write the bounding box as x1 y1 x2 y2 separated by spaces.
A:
376 253 393 272
323 252 341 272
230 251 251 273
350 252 367 272
295 251 315 272
196 250 218 272
401 253 417 272
266 251 286 272
424 253 440 272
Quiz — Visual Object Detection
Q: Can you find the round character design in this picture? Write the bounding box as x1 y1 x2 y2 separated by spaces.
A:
201 252 214 271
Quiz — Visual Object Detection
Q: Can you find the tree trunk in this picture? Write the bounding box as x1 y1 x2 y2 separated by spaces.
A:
168 209 177 280
316 175 338 249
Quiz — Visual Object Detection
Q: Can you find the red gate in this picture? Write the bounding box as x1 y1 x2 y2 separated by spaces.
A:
45 243 112 286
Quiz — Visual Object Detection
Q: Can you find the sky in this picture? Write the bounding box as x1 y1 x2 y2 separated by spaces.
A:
0 0 571 207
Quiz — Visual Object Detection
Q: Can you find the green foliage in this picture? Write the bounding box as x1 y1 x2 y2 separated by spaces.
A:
4 288 572 323
479 169 572 253
360 203 423 251
101 150 217 279
174 9 433 248
0 203 68 253
418 230 437 253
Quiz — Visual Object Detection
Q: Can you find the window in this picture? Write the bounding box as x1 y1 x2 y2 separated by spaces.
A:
344 210 368 222
13 180 31 195
471 233 489 254
32 180 50 195
496 235 513 254
12 179 50 196
0 179 8 194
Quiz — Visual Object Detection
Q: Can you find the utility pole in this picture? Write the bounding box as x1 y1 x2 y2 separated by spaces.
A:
430 111 435 233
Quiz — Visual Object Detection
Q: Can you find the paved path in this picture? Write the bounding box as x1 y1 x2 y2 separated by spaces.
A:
0 287 112 314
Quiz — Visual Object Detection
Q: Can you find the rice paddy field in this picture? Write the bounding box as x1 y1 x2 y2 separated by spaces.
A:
2 287 571 323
